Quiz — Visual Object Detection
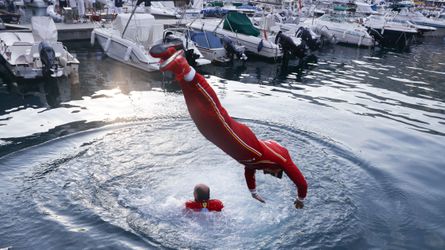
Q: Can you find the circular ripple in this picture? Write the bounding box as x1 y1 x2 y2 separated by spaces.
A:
0 118 411 249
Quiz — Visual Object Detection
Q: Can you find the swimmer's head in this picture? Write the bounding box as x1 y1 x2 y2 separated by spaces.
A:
263 168 283 179
194 183 210 202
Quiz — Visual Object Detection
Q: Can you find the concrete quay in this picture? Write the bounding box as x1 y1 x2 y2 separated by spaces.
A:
4 19 184 41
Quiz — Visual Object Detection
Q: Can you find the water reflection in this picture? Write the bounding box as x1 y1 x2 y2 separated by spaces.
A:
0 39 444 147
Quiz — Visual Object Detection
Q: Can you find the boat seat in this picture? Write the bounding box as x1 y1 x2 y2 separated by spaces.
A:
14 54 29 65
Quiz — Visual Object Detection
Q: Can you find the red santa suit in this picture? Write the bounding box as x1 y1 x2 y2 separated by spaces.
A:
177 72 307 200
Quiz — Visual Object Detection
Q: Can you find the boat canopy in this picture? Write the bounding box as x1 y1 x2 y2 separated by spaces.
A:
113 13 163 46
223 12 260 37
31 16 57 42
190 31 223 49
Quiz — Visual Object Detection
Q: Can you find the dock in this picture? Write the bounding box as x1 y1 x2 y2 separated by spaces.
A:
4 19 184 41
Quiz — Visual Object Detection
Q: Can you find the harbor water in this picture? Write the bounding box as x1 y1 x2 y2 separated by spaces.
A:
1 39 444 249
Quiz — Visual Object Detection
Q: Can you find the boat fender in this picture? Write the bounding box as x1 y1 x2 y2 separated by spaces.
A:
257 39 264 52
124 47 132 61
59 56 67 67
90 31 95 46
104 37 111 52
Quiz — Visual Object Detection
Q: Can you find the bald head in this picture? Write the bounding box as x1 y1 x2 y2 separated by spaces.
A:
194 184 210 202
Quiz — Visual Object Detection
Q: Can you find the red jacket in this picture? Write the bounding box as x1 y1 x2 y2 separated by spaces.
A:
178 74 307 199
185 199 224 212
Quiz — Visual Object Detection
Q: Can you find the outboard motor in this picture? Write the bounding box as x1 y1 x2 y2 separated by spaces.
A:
163 32 199 67
39 41 57 77
296 27 320 51
221 36 247 61
367 28 384 46
275 31 306 62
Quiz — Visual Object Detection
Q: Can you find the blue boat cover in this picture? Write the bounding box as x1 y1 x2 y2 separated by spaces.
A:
190 31 223 49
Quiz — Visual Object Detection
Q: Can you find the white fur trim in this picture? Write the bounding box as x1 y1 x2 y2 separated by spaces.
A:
184 67 196 82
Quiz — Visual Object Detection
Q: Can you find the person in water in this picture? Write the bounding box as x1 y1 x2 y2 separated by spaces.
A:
149 44 307 209
185 184 224 212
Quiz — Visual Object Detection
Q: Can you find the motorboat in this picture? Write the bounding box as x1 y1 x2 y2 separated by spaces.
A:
0 16 79 80
303 14 375 47
393 8 445 36
91 13 210 72
188 30 247 63
354 1 378 16
150 1 180 19
364 14 419 48
188 11 307 60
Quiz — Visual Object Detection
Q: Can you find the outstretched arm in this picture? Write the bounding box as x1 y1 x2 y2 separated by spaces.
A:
282 162 307 209
261 140 308 209
245 167 265 203
282 162 308 200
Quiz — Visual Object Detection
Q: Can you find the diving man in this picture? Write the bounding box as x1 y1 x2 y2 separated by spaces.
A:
149 44 307 209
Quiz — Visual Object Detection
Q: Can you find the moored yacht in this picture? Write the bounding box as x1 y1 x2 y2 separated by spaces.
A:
364 14 419 48
91 13 210 72
188 11 308 60
303 14 375 47
393 8 445 36
188 30 247 63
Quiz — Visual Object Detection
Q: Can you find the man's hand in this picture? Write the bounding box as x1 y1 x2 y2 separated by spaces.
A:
252 193 266 203
250 189 265 203
294 198 304 209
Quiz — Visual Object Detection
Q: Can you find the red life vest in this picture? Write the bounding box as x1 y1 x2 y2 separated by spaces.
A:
185 199 224 212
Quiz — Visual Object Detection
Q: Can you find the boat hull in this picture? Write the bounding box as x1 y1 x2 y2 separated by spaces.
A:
93 29 160 72
368 28 417 48
188 21 282 59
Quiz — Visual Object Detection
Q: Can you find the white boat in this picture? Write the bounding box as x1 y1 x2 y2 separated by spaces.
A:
393 9 445 36
188 30 247 63
303 14 375 47
187 12 286 59
364 14 419 48
0 16 79 80
91 13 209 72
150 1 180 19
354 1 378 15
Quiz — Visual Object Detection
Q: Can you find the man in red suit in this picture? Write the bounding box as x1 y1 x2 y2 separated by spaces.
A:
150 45 307 209
185 184 224 212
